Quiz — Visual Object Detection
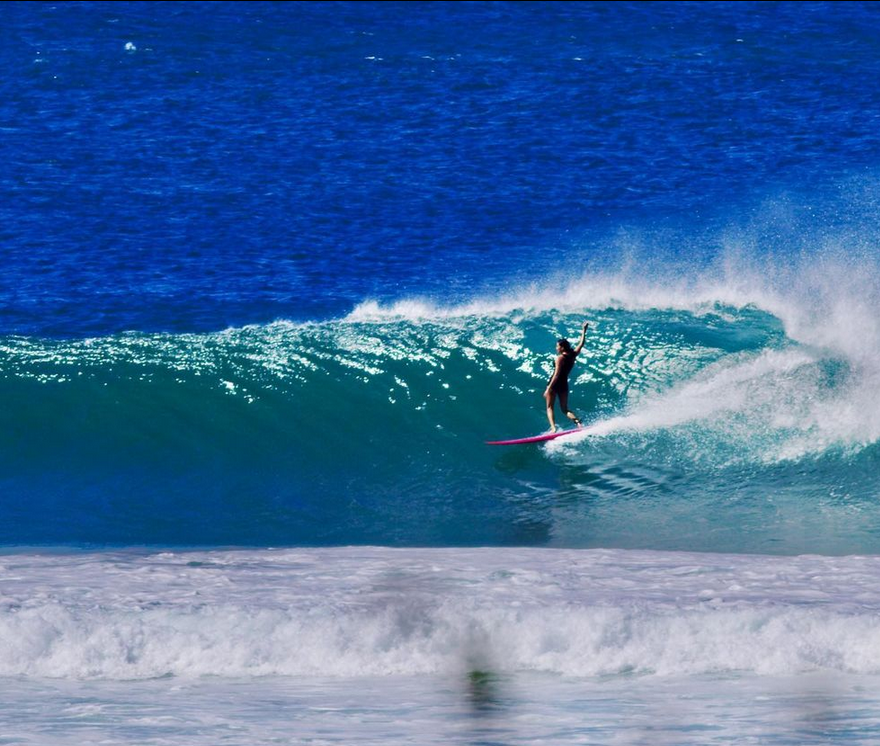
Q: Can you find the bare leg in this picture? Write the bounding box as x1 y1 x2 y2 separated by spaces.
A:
558 390 582 427
544 388 558 432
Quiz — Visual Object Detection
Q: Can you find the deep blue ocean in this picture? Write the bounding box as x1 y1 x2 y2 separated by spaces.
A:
5 5 880 743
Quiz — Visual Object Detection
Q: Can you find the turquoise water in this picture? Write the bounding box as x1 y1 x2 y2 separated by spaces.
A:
4 260 880 554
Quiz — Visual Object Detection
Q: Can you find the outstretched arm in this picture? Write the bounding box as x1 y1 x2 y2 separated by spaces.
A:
574 321 590 355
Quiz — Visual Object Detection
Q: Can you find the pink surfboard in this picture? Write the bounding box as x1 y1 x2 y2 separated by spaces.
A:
486 428 584 446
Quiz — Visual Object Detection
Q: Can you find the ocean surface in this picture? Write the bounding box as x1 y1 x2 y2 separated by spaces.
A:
4 1 880 743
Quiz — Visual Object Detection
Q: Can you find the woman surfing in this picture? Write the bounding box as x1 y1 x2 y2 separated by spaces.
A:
544 321 589 432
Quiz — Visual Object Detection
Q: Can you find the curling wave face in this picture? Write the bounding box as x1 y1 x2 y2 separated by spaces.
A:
3 253 880 553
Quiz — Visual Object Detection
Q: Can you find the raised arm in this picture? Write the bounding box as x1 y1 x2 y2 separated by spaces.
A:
573 321 590 355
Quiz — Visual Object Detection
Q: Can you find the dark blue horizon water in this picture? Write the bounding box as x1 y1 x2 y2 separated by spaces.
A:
3 1 880 337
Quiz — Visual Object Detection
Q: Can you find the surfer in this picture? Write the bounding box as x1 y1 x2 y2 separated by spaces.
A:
544 321 589 432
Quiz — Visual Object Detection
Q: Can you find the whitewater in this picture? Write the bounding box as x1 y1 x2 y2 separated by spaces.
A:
3 546 880 744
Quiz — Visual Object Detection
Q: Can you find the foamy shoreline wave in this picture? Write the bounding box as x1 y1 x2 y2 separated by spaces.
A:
2 547 880 680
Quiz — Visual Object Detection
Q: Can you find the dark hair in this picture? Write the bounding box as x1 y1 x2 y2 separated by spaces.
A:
557 338 573 353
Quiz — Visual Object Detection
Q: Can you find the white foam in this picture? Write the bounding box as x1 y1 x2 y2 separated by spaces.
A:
345 244 880 375
345 273 743 322
2 547 880 680
554 345 862 462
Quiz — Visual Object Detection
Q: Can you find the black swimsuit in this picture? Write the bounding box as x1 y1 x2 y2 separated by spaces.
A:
549 352 576 393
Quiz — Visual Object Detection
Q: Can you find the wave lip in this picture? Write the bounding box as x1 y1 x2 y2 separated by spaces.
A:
2 547 880 680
